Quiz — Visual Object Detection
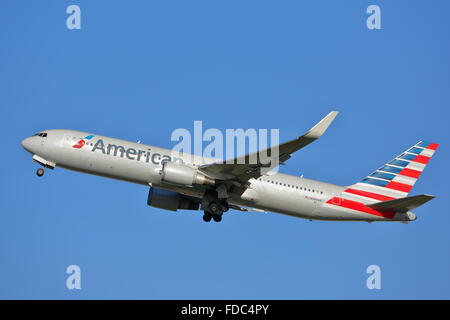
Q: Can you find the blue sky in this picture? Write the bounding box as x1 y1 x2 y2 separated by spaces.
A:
1 0 449 299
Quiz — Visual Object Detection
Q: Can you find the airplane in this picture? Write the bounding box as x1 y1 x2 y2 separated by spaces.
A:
21 111 438 223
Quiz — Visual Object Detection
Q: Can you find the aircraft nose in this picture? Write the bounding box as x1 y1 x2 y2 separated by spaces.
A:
21 137 33 152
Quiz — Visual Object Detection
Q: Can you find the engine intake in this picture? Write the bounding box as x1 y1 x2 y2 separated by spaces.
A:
161 162 215 186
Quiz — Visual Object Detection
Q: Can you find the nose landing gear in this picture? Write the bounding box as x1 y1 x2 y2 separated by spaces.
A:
36 168 44 177
32 155 55 177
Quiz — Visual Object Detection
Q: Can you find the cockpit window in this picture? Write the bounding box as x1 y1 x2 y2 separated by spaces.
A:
34 132 47 137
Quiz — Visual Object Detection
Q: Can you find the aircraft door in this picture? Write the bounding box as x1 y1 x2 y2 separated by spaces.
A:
331 192 342 205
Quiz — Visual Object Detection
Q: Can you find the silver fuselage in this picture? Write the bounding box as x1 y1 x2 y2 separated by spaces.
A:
21 129 413 222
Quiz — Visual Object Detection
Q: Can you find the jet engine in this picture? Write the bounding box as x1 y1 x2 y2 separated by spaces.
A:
160 162 215 186
147 187 199 211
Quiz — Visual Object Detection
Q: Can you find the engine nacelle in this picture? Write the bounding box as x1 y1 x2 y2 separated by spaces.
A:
161 162 215 186
147 187 199 211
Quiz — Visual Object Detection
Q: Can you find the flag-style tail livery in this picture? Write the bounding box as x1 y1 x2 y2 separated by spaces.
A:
347 140 438 200
325 141 439 220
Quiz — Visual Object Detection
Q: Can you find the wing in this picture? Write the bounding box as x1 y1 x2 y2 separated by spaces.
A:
198 111 339 186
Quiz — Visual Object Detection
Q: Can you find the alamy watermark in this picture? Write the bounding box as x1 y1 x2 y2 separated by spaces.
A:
366 265 381 290
66 265 81 290
170 121 280 173
366 5 381 30
66 5 81 30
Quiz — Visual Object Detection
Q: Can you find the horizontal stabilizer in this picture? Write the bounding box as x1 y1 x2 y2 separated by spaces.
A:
367 194 435 212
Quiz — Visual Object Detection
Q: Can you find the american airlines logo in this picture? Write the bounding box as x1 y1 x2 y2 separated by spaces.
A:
72 135 95 149
90 139 183 165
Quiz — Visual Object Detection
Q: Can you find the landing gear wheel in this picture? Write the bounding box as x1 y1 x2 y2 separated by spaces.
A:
220 201 229 213
202 212 212 222
209 201 220 214
36 168 44 177
213 214 222 223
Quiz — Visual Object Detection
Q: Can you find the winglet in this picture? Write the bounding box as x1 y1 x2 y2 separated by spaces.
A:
304 111 339 139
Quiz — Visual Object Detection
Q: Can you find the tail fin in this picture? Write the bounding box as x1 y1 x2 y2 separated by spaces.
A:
345 141 439 202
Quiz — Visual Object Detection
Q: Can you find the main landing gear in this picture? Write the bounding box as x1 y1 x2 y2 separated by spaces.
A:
202 211 223 223
202 213 212 222
202 200 229 223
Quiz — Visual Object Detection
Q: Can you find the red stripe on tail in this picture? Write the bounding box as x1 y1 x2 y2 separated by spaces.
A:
399 168 421 179
413 155 430 164
344 188 396 201
327 197 395 219
385 181 412 193
427 143 439 150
